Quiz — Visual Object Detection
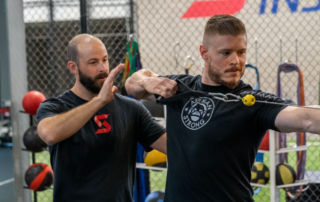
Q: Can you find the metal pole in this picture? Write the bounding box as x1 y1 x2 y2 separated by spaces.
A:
29 115 37 202
269 130 280 202
5 0 32 201
32 151 37 202
295 36 298 65
280 36 282 64
49 0 56 97
80 0 87 33
0 45 2 111
255 37 257 67
129 0 134 34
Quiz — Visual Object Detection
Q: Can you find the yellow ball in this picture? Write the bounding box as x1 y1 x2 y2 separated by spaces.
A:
251 162 270 185
144 149 167 167
242 94 256 106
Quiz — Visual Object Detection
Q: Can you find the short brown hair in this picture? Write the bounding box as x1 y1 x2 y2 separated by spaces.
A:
68 38 80 66
202 15 246 46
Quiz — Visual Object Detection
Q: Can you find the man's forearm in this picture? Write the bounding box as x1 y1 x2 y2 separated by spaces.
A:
150 133 167 154
125 69 157 99
276 105 320 134
304 105 320 134
126 69 178 100
38 97 105 145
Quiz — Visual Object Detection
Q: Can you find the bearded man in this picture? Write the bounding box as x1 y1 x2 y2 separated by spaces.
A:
36 34 167 202
125 15 320 202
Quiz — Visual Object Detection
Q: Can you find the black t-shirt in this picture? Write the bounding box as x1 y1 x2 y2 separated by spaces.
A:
36 90 166 202
161 75 286 202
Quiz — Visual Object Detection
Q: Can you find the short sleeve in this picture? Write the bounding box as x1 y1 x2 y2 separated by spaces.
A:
250 91 287 131
36 98 69 123
137 102 166 152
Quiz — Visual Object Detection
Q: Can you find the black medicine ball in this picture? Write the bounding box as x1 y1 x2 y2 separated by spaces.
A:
276 163 296 185
23 126 47 152
251 162 270 185
25 163 54 191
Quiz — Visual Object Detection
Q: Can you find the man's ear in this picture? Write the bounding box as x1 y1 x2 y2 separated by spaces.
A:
199 44 208 62
67 61 78 75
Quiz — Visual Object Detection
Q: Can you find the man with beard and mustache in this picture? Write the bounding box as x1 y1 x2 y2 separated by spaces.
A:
125 15 320 202
36 34 167 202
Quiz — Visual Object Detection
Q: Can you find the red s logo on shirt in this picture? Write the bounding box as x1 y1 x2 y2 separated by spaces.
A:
94 114 111 134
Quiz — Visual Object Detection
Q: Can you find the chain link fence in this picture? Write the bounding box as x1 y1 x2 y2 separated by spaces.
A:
22 0 320 201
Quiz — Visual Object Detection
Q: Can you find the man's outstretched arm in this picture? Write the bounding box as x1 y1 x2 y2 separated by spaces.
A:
275 106 320 134
125 69 178 101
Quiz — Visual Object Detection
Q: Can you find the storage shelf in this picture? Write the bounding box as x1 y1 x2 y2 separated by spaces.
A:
258 145 308 154
136 163 167 171
276 145 308 154
276 180 309 189
250 183 270 188
258 150 269 153
250 180 309 189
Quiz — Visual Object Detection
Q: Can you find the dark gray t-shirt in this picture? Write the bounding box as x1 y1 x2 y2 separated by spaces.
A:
37 90 166 202
160 75 286 202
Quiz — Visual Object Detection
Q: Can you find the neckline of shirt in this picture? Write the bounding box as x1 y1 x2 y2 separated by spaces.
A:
197 77 244 94
67 90 89 104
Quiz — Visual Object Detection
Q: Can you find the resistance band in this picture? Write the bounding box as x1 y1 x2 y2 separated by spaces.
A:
276 63 306 197
157 79 320 114
121 39 142 87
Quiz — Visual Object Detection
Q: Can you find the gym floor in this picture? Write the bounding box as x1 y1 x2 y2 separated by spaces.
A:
0 146 14 201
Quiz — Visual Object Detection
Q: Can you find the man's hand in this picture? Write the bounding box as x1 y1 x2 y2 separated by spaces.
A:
97 63 124 104
142 77 178 98
125 69 178 100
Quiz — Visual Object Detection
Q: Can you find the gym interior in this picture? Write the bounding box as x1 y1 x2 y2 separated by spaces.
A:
0 0 320 202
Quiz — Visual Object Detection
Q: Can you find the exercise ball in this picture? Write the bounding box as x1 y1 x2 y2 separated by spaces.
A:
144 149 167 168
145 190 165 202
276 164 296 185
25 163 54 191
251 162 270 185
23 126 47 152
22 91 46 115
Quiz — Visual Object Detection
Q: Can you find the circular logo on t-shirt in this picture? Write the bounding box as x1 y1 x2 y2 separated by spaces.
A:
181 97 215 130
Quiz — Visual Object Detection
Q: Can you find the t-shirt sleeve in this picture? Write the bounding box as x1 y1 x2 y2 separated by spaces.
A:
137 102 166 152
250 91 287 132
36 98 68 123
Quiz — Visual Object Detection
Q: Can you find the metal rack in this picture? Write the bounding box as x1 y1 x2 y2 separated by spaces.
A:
251 130 309 202
21 113 38 202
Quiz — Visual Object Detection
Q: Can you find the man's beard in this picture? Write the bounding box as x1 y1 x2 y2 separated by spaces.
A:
78 68 109 94
208 63 241 89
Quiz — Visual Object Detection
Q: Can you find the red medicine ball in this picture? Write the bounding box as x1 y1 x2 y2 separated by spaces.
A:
25 163 54 191
22 91 46 115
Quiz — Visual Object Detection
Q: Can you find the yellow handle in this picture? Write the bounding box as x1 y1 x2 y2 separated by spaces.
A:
242 94 256 106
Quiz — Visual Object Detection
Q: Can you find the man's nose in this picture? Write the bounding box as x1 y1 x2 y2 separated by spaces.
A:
98 61 107 72
230 53 240 65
